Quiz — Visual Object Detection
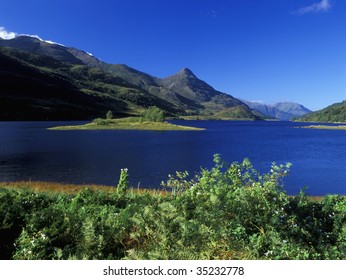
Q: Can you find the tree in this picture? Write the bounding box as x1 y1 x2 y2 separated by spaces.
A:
106 110 113 120
142 106 164 122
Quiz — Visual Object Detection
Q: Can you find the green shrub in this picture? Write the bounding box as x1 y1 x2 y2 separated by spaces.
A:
93 118 109 125
142 106 164 122
106 110 113 120
117 168 129 195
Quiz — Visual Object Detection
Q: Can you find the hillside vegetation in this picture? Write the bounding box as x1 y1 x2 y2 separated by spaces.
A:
1 155 345 260
296 100 346 123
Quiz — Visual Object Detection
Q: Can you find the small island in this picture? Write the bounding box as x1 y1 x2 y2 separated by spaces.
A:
299 125 346 131
49 107 204 131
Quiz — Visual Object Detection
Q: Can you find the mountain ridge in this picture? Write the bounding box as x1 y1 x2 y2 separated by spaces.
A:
0 35 259 120
242 100 312 120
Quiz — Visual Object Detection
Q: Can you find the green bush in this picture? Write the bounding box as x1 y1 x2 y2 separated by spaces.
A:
93 118 110 125
106 110 113 120
142 106 164 122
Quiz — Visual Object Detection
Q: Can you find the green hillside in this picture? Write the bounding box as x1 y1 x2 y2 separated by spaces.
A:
296 100 346 123
0 46 182 120
0 48 106 120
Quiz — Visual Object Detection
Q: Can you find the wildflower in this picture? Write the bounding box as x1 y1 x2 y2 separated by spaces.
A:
264 250 273 257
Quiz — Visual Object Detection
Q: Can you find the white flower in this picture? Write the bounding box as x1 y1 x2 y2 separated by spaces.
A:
264 250 273 257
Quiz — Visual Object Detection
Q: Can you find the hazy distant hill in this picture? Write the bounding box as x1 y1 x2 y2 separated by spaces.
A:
296 100 346 123
242 100 311 120
0 36 259 120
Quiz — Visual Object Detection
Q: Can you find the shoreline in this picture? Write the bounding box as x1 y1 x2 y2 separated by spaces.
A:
0 181 168 195
297 125 346 131
0 181 328 200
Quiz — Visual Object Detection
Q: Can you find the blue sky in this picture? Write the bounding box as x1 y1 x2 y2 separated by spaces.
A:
0 0 345 110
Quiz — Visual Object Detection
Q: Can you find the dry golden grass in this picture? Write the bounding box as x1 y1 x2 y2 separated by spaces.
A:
1 181 328 200
0 181 169 196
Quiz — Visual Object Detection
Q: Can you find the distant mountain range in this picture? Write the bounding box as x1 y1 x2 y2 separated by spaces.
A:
242 100 312 121
0 36 260 121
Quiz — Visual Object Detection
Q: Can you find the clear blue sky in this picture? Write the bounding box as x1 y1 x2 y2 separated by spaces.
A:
0 0 345 110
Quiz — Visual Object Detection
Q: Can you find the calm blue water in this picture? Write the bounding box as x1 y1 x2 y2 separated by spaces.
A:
0 120 345 195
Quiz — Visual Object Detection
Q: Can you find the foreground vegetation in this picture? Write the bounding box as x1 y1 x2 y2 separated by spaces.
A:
1 156 345 260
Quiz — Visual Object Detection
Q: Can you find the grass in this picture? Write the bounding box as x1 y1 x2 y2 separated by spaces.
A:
0 181 169 196
0 181 323 201
48 117 205 131
0 181 113 194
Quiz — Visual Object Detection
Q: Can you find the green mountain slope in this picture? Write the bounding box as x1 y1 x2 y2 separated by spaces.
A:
0 36 259 120
0 36 83 64
159 68 251 115
296 100 346 123
0 47 129 120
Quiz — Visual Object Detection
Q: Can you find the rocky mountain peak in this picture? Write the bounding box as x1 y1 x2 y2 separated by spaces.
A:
177 67 196 78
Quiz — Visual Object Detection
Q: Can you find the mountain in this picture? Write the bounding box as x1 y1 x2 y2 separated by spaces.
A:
99 64 256 117
159 68 249 114
0 36 84 64
295 100 346 123
242 100 312 120
0 47 132 120
0 36 258 120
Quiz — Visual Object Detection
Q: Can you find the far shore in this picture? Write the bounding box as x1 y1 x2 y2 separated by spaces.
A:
298 125 346 131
